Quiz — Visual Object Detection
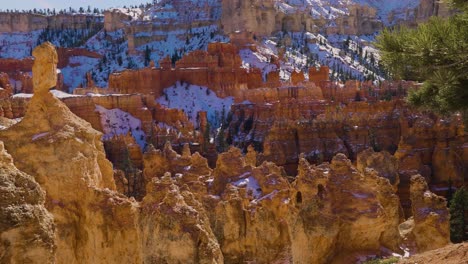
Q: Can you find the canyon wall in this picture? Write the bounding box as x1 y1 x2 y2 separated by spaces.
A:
0 12 103 33
227 98 467 216
220 0 382 36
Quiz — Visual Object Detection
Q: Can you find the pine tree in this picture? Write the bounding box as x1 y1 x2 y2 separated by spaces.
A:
144 45 151 66
203 122 211 152
376 0 468 126
450 187 468 243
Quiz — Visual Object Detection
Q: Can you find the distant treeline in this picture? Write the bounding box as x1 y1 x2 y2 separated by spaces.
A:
0 3 153 16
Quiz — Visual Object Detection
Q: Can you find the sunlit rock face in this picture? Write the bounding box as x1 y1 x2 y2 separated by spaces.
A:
290 153 401 263
0 141 56 264
409 175 450 252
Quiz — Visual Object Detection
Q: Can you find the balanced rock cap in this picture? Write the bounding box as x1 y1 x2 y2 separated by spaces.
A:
32 42 58 95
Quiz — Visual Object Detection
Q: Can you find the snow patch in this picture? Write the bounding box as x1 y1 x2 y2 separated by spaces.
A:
94 105 146 149
12 90 82 99
156 82 233 128
233 174 262 199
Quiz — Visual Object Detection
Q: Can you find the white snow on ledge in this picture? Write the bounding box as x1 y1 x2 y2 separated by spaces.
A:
12 90 83 99
95 105 146 149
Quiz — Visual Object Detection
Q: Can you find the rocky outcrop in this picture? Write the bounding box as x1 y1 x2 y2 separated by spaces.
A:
0 41 452 261
395 113 466 216
104 9 134 32
291 154 401 263
141 173 224 263
398 242 468 264
0 47 99 92
139 142 405 263
409 175 450 252
0 141 55 264
357 148 399 189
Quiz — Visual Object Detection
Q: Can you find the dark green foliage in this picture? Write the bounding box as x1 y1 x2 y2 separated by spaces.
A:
203 122 211 151
376 1 468 125
450 187 468 243
144 45 151 66
363 257 399 264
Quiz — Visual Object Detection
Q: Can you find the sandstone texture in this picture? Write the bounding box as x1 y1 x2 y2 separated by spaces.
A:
398 242 468 264
409 175 450 252
0 141 55 264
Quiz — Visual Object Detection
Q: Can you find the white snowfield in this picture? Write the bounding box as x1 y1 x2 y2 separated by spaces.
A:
156 82 233 129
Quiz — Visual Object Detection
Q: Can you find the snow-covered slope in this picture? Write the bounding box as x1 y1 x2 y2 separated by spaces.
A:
0 31 41 59
95 105 146 148
282 0 421 25
241 32 383 82
156 82 233 129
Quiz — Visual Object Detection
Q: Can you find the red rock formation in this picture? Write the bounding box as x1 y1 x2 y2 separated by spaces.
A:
357 148 400 189
290 70 305 85
0 43 455 261
0 72 13 99
108 42 265 98
309 65 329 84
0 42 224 263
56 47 102 68
0 57 33 72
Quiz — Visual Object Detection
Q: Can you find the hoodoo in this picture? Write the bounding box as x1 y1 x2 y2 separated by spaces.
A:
0 0 465 262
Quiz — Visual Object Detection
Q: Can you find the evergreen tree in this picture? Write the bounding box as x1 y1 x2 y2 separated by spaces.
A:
144 45 151 66
203 122 211 152
450 187 468 243
376 0 468 126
